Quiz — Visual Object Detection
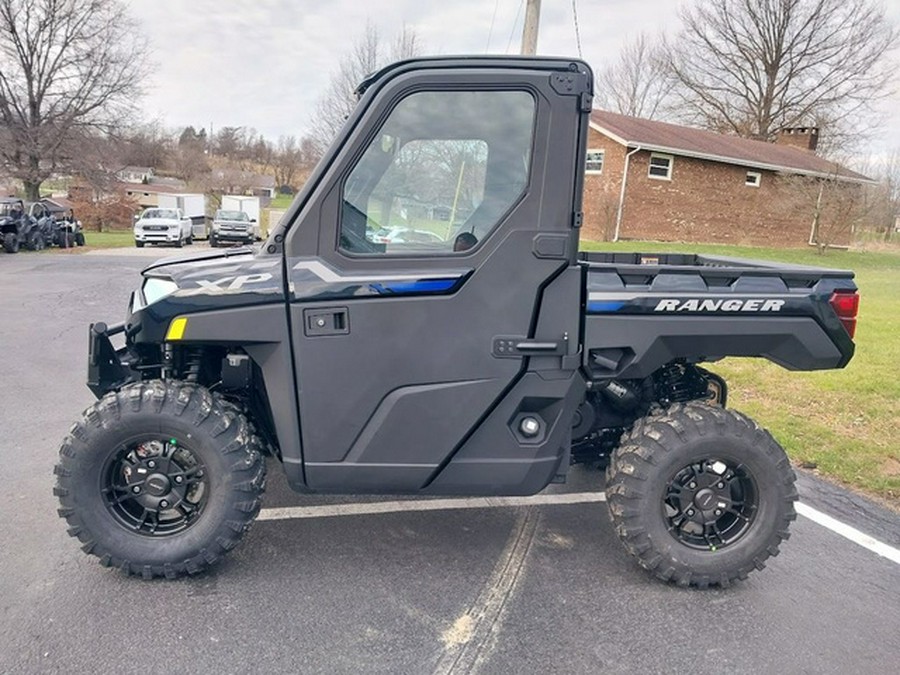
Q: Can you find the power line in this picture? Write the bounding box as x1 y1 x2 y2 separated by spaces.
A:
506 0 525 54
572 0 583 59
485 0 500 52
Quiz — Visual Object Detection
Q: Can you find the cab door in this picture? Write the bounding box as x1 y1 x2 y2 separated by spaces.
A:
283 59 591 493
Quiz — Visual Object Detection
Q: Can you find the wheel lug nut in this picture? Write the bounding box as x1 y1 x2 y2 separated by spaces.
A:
687 509 695 516
715 509 722 516
160 500 169 508
132 485 141 493
175 476 183 484
717 482 725 489
147 460 156 469
689 482 697 489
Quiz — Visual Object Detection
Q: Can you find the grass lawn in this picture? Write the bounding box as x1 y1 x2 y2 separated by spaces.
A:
581 239 900 506
270 194 294 209
44 230 136 251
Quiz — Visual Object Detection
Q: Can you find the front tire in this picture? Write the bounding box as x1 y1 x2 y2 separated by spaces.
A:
606 402 797 588
54 381 266 579
135 240 144 248
3 232 19 253
75 232 85 246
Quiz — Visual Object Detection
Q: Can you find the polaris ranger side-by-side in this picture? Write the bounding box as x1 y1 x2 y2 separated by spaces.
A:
55 58 859 587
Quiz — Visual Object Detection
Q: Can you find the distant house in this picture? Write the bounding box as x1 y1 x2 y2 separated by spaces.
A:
40 196 76 215
117 166 154 184
69 180 183 210
117 182 185 209
583 111 873 247
210 169 275 200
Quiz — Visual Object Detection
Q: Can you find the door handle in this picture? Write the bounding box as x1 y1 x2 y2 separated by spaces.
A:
304 307 349 336
493 335 568 358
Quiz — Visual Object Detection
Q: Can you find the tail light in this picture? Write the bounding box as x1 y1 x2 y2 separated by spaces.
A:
829 290 859 339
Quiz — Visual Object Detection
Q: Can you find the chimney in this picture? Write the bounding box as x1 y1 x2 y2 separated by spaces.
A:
775 127 819 153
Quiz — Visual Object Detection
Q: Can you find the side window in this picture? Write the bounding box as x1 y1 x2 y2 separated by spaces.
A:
340 90 535 255
585 149 604 174
648 153 673 180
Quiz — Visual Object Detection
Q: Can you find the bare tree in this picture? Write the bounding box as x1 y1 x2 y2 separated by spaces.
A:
0 0 149 199
272 135 316 192
865 150 900 243
596 33 674 119
308 22 423 157
665 0 897 152
778 171 871 251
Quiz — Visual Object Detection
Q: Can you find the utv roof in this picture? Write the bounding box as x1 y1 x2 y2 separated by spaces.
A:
0 197 23 203
354 55 591 96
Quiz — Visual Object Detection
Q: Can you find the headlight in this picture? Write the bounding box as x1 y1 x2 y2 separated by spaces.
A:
133 277 178 311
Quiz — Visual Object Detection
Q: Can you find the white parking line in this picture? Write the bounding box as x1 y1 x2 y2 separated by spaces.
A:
257 492 900 567
795 502 900 565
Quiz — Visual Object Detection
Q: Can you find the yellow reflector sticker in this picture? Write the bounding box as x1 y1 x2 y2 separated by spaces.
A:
166 317 188 341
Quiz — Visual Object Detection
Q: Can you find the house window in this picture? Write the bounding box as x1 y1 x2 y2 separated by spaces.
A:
585 149 604 174
746 171 761 187
648 153 672 180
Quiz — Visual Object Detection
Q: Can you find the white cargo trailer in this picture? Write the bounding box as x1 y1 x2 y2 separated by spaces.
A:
158 193 208 239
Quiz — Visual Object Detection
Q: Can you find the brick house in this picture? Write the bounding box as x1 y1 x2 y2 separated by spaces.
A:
582 111 872 247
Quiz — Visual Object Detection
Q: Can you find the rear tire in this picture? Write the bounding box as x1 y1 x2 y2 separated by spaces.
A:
54 381 266 579
75 232 85 246
605 402 797 588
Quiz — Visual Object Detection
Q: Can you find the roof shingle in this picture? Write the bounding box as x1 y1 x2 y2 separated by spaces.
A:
590 110 870 182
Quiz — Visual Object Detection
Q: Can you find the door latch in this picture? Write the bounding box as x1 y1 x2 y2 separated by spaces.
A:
303 307 349 336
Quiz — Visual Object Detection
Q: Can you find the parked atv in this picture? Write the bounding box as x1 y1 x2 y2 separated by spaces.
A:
54 210 85 248
27 202 58 250
0 198 38 253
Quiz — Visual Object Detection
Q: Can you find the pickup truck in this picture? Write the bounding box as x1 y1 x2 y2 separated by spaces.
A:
133 207 193 248
55 57 858 588
209 209 256 247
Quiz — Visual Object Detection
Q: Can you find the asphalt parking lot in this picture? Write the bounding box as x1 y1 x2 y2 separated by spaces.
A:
1 248 898 674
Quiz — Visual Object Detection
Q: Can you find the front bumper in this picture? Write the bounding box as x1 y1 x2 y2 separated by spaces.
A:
135 229 181 242
87 321 132 398
212 228 254 243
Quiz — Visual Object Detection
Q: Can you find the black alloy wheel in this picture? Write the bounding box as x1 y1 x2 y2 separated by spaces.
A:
662 458 758 551
101 437 209 536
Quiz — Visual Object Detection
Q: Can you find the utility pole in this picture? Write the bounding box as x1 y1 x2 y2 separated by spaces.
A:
520 0 541 55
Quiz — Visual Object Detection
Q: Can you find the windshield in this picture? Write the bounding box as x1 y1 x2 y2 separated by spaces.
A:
142 209 178 220
0 202 21 217
216 210 249 221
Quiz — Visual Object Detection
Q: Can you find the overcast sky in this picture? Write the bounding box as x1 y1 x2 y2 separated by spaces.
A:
126 0 899 157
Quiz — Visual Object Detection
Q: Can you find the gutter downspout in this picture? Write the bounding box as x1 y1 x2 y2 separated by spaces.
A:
614 145 641 242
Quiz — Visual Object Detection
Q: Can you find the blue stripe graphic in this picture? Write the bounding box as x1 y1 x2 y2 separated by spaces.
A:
370 278 459 294
587 300 626 313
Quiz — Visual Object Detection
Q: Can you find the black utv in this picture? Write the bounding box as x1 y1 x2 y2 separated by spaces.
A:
1 198 44 253
55 57 859 587
54 210 86 247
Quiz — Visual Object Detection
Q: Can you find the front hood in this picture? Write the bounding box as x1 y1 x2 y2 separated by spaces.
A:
129 248 284 342
142 246 256 275
136 219 181 227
